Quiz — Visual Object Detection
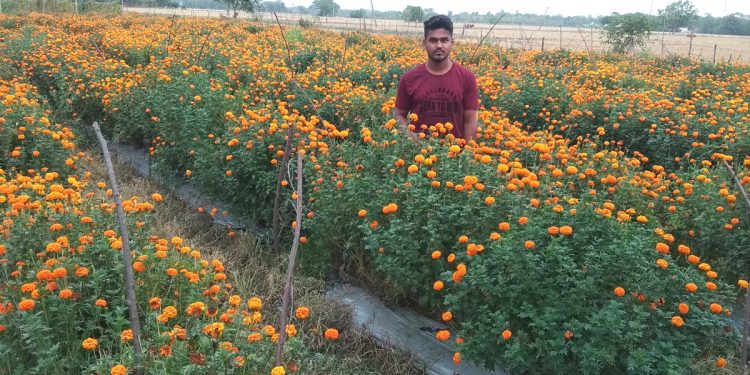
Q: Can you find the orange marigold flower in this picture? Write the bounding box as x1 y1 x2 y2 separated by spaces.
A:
655 242 669 254
357 209 366 217
671 316 684 327
524 240 535 249
678 303 689 315
739 279 749 289
501 329 512 341
715 357 727 368
82 337 98 350
656 259 668 269
59 289 73 299
110 364 127 375
559 226 573 236
149 297 162 310
431 250 442 260
498 222 510 231
436 330 450 341
151 193 164 203
295 306 310 320
18 299 35 312
709 303 723 314
613 287 625 297
95 299 108 308
685 283 698 292
132 261 146 272
442 311 453 322
324 328 339 340
121 329 133 343
433 281 444 291
705 282 717 291
271 366 286 375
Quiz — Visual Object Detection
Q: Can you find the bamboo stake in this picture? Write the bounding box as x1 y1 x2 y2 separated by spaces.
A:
271 11 324 250
722 159 750 375
92 122 144 375
469 14 505 61
274 153 304 366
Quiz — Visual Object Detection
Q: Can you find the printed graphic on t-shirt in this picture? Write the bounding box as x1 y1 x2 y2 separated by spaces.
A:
417 87 460 125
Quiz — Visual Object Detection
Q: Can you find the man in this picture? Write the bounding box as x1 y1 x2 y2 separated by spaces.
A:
394 15 479 141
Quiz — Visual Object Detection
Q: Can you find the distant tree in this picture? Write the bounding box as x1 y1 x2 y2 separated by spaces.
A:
311 0 339 16
261 0 286 12
402 5 423 22
716 13 750 35
349 9 365 18
602 13 653 53
658 0 698 32
221 0 260 17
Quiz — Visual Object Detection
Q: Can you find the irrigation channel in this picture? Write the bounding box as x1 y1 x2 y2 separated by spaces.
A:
109 142 506 375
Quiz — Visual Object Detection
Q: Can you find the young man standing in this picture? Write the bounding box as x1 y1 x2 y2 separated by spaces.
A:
394 15 480 141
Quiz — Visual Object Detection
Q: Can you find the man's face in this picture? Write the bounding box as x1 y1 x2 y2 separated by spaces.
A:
423 28 453 63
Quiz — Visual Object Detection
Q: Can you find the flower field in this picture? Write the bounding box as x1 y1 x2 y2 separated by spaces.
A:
1 12 749 374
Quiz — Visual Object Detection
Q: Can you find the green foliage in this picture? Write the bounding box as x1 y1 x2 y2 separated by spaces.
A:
658 0 698 33
602 13 653 54
311 0 338 17
219 0 259 18
402 6 424 23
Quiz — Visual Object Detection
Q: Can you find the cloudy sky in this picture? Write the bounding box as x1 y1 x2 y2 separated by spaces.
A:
285 0 749 17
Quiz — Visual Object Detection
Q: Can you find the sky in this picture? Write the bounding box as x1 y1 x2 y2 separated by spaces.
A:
284 0 750 17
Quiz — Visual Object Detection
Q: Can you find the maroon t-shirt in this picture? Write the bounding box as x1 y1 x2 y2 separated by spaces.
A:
395 62 479 138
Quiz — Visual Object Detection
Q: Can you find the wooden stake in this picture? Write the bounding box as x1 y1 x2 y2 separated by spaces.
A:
92 122 144 375
713 44 717 64
274 153 304 366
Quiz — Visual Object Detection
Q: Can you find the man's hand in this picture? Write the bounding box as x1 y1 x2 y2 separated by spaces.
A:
393 107 419 143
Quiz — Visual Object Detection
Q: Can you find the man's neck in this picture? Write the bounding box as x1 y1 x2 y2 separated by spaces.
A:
425 59 453 75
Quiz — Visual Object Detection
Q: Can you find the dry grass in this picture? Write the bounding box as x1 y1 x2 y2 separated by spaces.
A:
126 7 750 63
82 148 424 374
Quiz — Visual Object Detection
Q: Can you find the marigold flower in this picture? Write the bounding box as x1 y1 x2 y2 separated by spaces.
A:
502 329 512 341
82 337 98 350
324 328 339 340
436 330 450 341
294 306 309 320
95 299 108 307
738 279 748 289
613 287 625 297
433 281 444 291
715 357 726 368
110 365 127 375
678 303 689 315
18 299 35 312
442 311 453 321
709 303 723 314
59 289 73 299
121 329 133 342
271 366 286 375
247 297 262 310
685 283 698 292
671 316 684 327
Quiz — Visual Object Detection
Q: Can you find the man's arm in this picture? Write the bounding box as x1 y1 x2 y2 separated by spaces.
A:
394 107 419 142
463 109 478 141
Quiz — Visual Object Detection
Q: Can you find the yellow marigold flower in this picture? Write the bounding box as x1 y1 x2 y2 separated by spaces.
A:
271 366 285 375
247 297 262 310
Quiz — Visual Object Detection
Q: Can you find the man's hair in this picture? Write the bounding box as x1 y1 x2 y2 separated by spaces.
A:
423 15 453 38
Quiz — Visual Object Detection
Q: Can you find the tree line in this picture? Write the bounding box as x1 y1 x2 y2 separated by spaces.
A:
118 0 750 37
